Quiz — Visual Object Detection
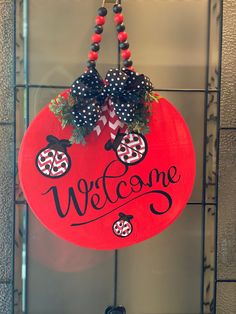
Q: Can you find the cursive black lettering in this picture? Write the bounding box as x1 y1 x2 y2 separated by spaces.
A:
77 179 93 215
95 160 129 204
116 180 132 199
42 160 181 225
130 175 146 192
168 166 181 184
43 186 87 217
147 168 169 188
91 193 107 210
71 189 172 227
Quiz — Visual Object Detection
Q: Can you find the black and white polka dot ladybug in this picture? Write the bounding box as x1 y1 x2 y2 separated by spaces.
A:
105 131 148 165
36 135 72 178
112 213 133 238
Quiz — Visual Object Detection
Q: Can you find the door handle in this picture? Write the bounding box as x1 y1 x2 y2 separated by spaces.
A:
105 305 126 314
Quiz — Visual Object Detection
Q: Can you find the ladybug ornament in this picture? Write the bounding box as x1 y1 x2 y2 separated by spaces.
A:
36 135 72 178
113 213 133 238
105 131 148 165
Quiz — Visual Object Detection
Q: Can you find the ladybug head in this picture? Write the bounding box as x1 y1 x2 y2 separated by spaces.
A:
104 130 125 151
46 135 72 153
119 213 133 222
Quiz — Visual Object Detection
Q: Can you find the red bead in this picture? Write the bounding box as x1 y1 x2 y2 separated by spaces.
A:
121 49 131 60
92 34 102 43
96 16 105 25
118 32 128 42
88 51 98 61
128 66 135 71
114 13 124 24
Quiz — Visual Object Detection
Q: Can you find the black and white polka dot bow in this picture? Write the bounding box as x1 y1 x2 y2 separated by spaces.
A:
70 67 153 129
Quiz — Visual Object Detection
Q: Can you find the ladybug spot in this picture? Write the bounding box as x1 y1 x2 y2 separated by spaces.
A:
120 146 125 152
117 230 121 234
122 232 127 235
40 157 45 162
136 145 141 150
134 136 139 141
124 155 128 160
45 165 50 170
125 138 130 144
132 152 137 157
48 152 53 157
115 226 118 229
119 223 123 227
61 162 66 168
58 155 63 160
53 167 58 172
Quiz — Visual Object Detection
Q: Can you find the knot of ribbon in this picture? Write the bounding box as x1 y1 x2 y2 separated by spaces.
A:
70 67 153 129
46 135 71 148
46 135 72 152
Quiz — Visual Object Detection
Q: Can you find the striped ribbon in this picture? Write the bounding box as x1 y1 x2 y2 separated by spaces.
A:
93 98 127 140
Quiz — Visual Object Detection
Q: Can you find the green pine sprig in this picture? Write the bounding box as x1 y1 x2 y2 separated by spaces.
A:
49 91 162 144
70 126 93 145
49 93 94 144
49 95 75 129
145 91 161 103
125 92 158 135
126 105 150 135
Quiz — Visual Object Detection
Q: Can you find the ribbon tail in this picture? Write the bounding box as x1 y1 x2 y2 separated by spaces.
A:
108 99 128 140
93 103 109 137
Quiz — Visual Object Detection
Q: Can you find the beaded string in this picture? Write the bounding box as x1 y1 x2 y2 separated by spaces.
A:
87 5 107 69
113 2 133 69
87 1 133 70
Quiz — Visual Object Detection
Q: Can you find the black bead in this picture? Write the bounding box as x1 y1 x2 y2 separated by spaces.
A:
91 43 100 52
87 60 96 68
113 4 122 13
124 59 133 67
98 7 107 16
116 23 125 33
120 41 129 50
94 25 103 34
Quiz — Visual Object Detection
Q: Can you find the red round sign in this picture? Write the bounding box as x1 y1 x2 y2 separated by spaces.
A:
19 91 195 250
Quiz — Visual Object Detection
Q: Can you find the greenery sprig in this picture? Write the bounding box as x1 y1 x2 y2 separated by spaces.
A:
49 91 160 144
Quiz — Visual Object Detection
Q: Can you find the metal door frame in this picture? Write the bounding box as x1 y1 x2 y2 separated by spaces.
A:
1 0 236 313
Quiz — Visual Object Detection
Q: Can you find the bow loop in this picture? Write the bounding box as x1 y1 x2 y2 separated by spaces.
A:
106 68 153 123
110 97 138 123
124 70 153 94
70 67 153 127
104 69 129 96
71 68 104 100
70 68 106 127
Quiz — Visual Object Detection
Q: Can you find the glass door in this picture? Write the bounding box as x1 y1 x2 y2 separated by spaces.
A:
14 0 222 313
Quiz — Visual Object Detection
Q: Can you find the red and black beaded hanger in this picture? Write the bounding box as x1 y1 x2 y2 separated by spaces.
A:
88 0 133 69
49 0 159 144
